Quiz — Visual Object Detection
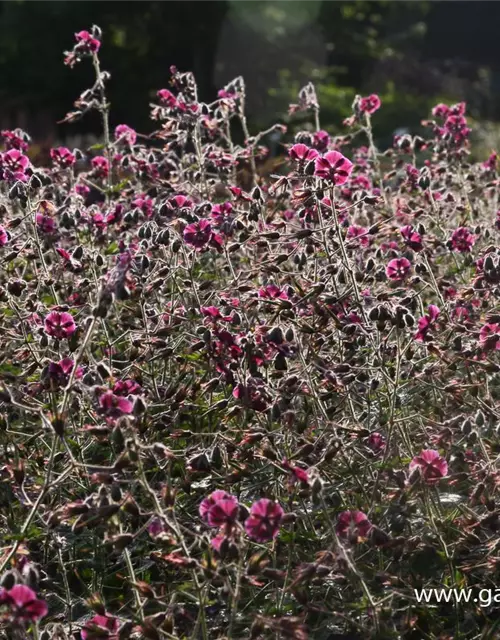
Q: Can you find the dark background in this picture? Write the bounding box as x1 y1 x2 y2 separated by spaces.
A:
1 1 500 154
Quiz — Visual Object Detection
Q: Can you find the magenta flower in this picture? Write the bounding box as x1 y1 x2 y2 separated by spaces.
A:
74 30 100 54
183 219 213 250
359 94 381 115
0 225 10 246
199 490 239 525
479 323 500 351
91 156 109 178
385 257 411 281
1 129 29 152
98 391 134 417
288 143 319 163
81 614 120 640
114 124 137 146
244 498 284 542
36 213 56 233
432 103 450 118
400 225 423 252
44 311 76 339
0 585 48 621
258 284 288 300
45 358 83 387
157 89 177 108
50 146 76 167
366 432 386 454
449 227 475 252
313 129 330 152
415 304 440 342
347 225 370 248
409 449 448 483
336 510 372 541
314 150 353 185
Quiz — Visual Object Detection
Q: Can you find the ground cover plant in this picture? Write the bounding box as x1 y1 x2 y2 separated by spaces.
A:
0 25 500 640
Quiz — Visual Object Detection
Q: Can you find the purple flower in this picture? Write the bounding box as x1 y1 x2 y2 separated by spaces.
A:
449 227 475 253
199 490 239 526
314 150 353 185
50 146 76 168
183 219 212 250
44 358 83 387
114 124 137 146
479 323 500 351
400 225 423 252
385 257 411 281
91 156 109 178
0 225 10 247
409 449 448 483
81 614 119 640
244 498 284 542
359 94 381 115
0 585 48 621
98 391 134 417
44 311 76 339
336 510 372 541
74 30 100 54
312 130 330 152
288 143 319 163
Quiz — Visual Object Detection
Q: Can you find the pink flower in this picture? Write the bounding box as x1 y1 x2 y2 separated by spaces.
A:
336 510 372 541
36 213 56 233
245 498 284 542
44 311 76 339
98 391 134 417
0 585 48 621
314 150 353 185
0 148 29 181
114 124 137 146
183 219 213 250
409 449 448 482
1 129 29 152
449 227 475 252
347 225 370 248
385 257 411 281
359 94 381 115
157 89 177 108
366 432 386 454
479 323 500 351
288 143 319 163
74 30 100 54
400 225 423 252
50 146 76 167
312 130 330 152
432 103 450 118
45 358 83 387
199 491 239 525
258 284 288 300
415 304 440 342
81 614 120 640
91 156 109 178
0 225 9 246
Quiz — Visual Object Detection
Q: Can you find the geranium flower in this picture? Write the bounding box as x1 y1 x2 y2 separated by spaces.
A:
114 124 137 145
199 491 239 525
336 510 372 541
449 227 475 252
0 225 10 246
44 358 83 387
183 219 212 250
432 103 450 118
385 257 411 281
0 584 48 621
91 156 109 178
50 146 76 167
479 323 500 351
359 94 381 115
1 129 29 152
245 498 284 542
98 391 134 417
347 225 370 248
288 143 319 163
157 89 177 108
400 225 423 252
258 284 288 300
44 311 76 339
81 614 119 640
312 129 330 152
314 150 353 185
75 30 101 53
409 449 448 482
415 304 440 342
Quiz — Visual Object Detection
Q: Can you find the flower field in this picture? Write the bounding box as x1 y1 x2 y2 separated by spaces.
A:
0 26 499 640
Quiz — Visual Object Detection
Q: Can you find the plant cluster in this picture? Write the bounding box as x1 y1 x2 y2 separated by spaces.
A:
0 25 499 640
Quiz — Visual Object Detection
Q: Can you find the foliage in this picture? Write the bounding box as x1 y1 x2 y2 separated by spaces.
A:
0 24 500 640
